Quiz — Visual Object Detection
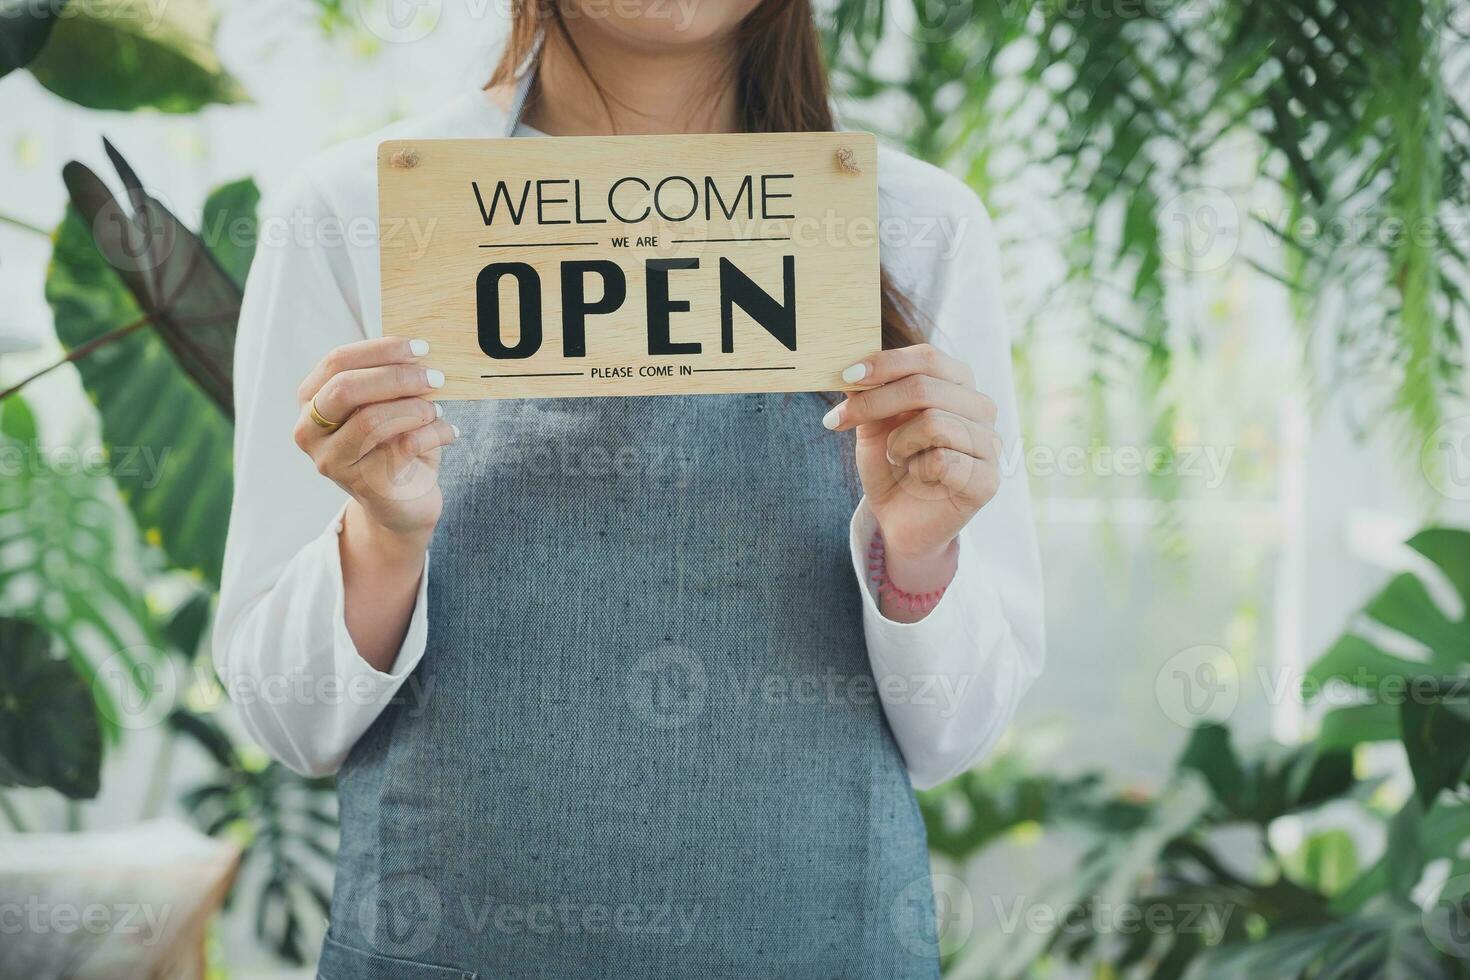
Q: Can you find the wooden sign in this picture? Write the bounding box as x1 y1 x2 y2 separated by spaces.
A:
377 132 879 399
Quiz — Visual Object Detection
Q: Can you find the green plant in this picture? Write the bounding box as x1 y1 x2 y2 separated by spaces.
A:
0 2 336 946
1306 528 1470 804
41 143 242 581
826 0 1470 448
0 614 101 802
922 526 1470 978
5 0 244 113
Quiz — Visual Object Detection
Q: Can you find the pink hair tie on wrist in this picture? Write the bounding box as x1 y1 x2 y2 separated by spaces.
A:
867 530 949 615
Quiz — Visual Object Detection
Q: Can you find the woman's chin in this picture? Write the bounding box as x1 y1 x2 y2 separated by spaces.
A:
565 0 760 52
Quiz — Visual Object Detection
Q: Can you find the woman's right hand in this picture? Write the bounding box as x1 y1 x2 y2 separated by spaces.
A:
293 337 456 544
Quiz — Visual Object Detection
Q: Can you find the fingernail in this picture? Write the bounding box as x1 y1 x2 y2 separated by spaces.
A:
426 368 445 389
409 338 430 357
451 424 461 438
434 402 444 418
821 405 842 430
841 362 867 383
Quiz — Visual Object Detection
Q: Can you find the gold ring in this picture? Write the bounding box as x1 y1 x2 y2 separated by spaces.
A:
308 395 343 431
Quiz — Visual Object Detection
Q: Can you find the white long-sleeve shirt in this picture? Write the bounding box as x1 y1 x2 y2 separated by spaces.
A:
213 90 1044 790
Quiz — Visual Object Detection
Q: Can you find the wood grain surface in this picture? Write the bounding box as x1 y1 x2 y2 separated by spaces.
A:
377 132 880 399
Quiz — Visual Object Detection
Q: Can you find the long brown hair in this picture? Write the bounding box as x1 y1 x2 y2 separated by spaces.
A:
487 0 926 351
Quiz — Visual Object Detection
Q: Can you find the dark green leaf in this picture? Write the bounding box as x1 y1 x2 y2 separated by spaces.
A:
1401 693 1470 807
1317 702 1401 750
1176 723 1245 806
62 142 240 416
0 0 67 79
1386 795 1425 901
25 0 245 112
167 709 236 769
0 616 102 798
0 399 155 739
162 590 212 659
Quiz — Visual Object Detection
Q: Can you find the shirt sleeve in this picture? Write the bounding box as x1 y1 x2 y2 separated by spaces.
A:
856 190 1046 790
212 171 431 777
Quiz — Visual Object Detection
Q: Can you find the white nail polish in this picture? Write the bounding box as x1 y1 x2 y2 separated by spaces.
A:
451 424 461 438
409 338 430 357
426 369 446 389
434 402 444 418
841 363 867 383
821 406 842 430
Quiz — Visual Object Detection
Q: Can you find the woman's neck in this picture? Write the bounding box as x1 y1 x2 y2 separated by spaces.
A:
523 25 741 137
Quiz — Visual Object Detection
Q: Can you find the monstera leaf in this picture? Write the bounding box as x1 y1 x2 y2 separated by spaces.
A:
45 144 244 584
24 0 244 112
1304 528 1470 806
172 710 338 964
0 616 102 799
1191 910 1455 980
0 396 154 745
0 0 68 79
1177 723 1354 824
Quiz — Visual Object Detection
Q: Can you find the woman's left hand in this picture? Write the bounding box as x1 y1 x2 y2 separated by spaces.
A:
823 343 1002 594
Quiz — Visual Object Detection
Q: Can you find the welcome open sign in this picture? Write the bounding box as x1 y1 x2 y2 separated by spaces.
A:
377 132 879 399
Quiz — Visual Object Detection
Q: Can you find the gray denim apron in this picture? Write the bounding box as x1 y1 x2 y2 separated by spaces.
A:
316 64 938 980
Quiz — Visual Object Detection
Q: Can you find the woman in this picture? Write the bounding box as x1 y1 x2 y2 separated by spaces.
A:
215 0 1044 975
